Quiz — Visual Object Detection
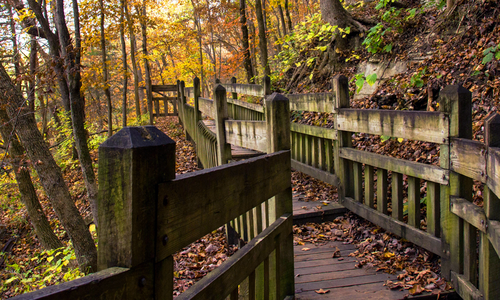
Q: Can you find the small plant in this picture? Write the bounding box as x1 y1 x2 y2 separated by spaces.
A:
410 67 427 88
351 73 378 93
482 43 500 64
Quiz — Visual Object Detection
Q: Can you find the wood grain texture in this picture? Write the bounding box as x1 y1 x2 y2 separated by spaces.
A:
340 148 448 184
291 159 339 187
220 83 265 97
337 109 449 144
290 122 337 140
227 98 265 113
199 97 214 118
451 271 484 300
450 138 487 182
156 151 291 260
225 120 267 152
286 93 335 113
450 197 487 233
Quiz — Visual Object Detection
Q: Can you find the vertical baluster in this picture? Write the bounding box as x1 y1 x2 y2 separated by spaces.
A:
365 165 375 208
392 172 404 221
407 176 421 228
353 162 363 202
427 181 440 237
377 168 388 214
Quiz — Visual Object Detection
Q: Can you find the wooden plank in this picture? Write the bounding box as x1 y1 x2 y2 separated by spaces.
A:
426 182 440 237
353 162 363 202
199 97 214 118
365 165 375 208
342 197 442 255
340 148 448 185
294 249 358 262
225 120 268 153
295 272 394 292
227 98 264 113
295 282 408 300
220 83 265 97
450 138 487 182
295 268 378 284
337 109 449 144
156 151 291 260
290 122 337 140
451 271 484 300
286 93 335 113
407 176 421 229
377 168 388 214
487 147 500 199
177 215 292 300
11 265 153 300
450 197 487 233
487 220 500 258
291 159 339 187
152 84 177 92
392 172 404 221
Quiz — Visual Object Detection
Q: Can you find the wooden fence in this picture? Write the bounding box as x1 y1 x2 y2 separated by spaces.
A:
176 75 500 300
13 90 294 298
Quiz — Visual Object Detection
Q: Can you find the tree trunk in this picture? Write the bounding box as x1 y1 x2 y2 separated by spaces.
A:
278 4 287 36
99 0 112 137
0 63 97 271
7 4 20 89
28 36 37 111
255 0 270 76
120 0 128 127
284 0 292 32
248 20 259 79
125 2 141 119
137 3 153 124
239 0 255 84
0 110 63 250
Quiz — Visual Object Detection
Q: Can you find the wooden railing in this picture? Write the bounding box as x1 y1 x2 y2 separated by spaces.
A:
176 75 500 300
13 79 294 299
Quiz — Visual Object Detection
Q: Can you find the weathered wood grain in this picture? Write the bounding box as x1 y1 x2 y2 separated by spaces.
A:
291 159 339 187
450 196 487 233
487 147 500 199
450 138 487 182
219 83 265 97
290 123 337 140
156 151 291 260
339 148 448 184
225 120 267 153
451 271 484 300
177 215 292 300
11 265 153 300
337 109 449 144
227 98 265 113
286 93 335 113
342 197 442 255
152 84 178 92
199 97 214 118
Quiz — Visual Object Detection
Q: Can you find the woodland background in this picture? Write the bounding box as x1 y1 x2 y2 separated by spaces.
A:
0 0 499 297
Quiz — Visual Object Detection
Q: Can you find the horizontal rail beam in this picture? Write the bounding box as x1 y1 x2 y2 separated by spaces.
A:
225 120 267 153
291 159 339 186
199 97 214 118
220 83 264 97
450 138 487 182
152 85 177 92
339 148 449 184
291 123 337 140
337 109 449 144
227 98 264 113
450 197 487 233
156 151 291 260
286 93 335 113
341 197 442 255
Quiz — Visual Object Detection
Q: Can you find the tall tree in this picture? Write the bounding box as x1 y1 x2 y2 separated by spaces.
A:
137 2 153 123
239 0 254 83
125 2 141 119
0 62 97 271
255 0 270 76
120 0 128 127
99 0 112 137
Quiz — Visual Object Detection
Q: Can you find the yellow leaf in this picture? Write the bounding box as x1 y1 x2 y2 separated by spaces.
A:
89 224 96 233
397 138 404 143
382 252 395 258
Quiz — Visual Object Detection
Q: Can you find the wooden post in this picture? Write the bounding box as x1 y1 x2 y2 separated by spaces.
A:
333 75 353 201
176 80 182 126
193 77 201 140
214 84 231 165
480 113 500 299
439 85 472 280
97 126 176 299
231 77 238 99
179 81 192 141
263 75 271 97
265 92 294 299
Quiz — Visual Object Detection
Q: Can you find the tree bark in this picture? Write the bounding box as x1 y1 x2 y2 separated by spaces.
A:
0 110 63 250
125 2 141 119
278 4 287 36
255 0 270 76
0 63 96 271
137 3 153 124
120 0 128 127
99 0 112 137
239 0 255 84
284 0 292 32
7 4 20 89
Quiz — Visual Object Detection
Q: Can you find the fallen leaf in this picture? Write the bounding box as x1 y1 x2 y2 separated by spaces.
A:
315 288 330 294
301 247 311 251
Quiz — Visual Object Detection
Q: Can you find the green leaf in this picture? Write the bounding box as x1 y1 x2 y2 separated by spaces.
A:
47 256 54 263
366 73 378 85
483 52 494 64
383 44 393 52
496 51 500 60
5 276 18 284
381 135 391 142
355 78 365 93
